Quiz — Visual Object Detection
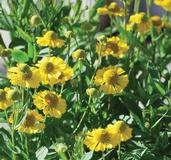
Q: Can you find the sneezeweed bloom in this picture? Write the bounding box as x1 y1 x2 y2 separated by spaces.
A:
94 66 128 94
7 64 41 88
97 2 124 16
154 0 171 11
7 89 21 101
107 121 132 142
72 49 86 61
37 56 73 85
127 12 151 33
96 36 129 58
18 109 45 134
36 31 64 48
151 16 163 33
84 128 120 152
0 88 12 110
33 90 67 118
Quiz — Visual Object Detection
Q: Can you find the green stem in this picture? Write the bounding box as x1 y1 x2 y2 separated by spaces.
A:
117 143 121 159
25 134 29 160
134 0 140 13
72 97 91 134
66 39 71 62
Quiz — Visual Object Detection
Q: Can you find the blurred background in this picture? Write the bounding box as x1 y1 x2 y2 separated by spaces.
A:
0 0 167 74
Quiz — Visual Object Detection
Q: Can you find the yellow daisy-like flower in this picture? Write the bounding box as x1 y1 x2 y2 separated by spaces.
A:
37 56 73 85
151 16 163 33
96 36 129 58
84 128 120 152
7 64 41 88
107 121 132 142
36 31 64 48
127 12 151 33
0 88 12 110
33 90 67 118
72 49 86 61
154 0 171 11
94 66 128 94
18 109 45 134
97 2 124 17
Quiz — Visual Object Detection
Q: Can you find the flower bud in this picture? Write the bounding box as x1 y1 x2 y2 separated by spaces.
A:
86 88 98 97
30 15 41 27
145 122 150 128
52 143 67 153
64 31 74 39
81 22 93 31
72 49 86 61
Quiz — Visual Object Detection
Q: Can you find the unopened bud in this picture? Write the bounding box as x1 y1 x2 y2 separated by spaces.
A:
72 49 86 61
30 15 41 27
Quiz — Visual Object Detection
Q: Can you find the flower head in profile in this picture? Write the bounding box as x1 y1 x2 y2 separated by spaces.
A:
84 128 120 152
97 2 124 17
36 31 64 48
151 16 163 33
37 56 73 86
72 49 86 61
154 0 171 11
96 36 129 58
0 88 13 110
127 12 151 33
33 90 67 118
94 66 128 94
18 109 45 134
7 64 41 88
107 121 132 142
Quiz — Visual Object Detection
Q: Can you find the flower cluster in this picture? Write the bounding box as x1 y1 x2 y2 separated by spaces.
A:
84 121 132 151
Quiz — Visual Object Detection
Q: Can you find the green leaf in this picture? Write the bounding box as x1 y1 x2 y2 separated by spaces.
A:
12 49 29 63
36 146 48 160
81 151 93 160
154 82 166 96
16 26 32 43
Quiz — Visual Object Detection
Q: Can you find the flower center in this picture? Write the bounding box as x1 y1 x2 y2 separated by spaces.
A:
119 122 127 132
98 130 110 143
107 42 119 53
20 65 32 80
58 72 64 80
45 31 58 40
24 114 36 127
103 70 119 85
45 93 58 108
45 62 54 73
0 90 6 101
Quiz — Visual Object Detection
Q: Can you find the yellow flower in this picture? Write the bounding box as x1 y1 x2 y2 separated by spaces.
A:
127 12 151 33
107 2 124 16
37 56 73 85
18 109 45 134
84 128 120 152
8 110 19 124
96 36 129 58
7 64 41 88
151 16 163 33
33 90 67 118
97 7 109 15
94 66 128 94
106 121 132 142
97 2 124 16
36 31 64 48
72 49 86 61
154 0 171 11
0 88 12 110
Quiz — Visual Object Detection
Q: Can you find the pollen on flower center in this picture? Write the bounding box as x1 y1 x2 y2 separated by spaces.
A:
45 93 58 108
98 130 110 143
45 31 58 40
103 70 119 85
20 65 32 80
45 62 54 73
0 90 6 101
107 42 119 53
24 114 36 127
